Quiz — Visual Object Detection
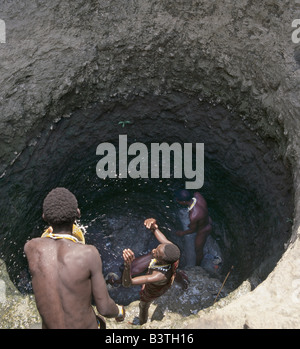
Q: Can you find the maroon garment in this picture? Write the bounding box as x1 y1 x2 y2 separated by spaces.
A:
140 260 179 302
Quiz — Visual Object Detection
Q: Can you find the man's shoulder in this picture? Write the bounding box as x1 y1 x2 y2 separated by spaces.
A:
190 204 206 221
80 243 99 255
80 243 97 251
24 237 43 252
194 192 205 200
60 242 99 255
77 244 102 272
24 238 98 255
75 244 101 262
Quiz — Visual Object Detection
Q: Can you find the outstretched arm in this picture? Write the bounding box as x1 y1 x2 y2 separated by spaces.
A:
89 246 119 317
144 218 171 244
122 249 166 287
89 246 125 321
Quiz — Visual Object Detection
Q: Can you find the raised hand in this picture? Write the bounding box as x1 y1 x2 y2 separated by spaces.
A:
144 218 158 231
122 248 135 266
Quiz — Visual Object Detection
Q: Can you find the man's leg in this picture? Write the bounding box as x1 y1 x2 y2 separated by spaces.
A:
195 243 204 266
195 226 211 266
139 300 151 325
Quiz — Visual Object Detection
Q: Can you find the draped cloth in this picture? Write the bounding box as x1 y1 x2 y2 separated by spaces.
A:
139 259 179 303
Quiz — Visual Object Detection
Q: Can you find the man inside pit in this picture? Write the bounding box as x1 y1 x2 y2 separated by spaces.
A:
122 218 180 325
175 189 212 266
24 187 125 329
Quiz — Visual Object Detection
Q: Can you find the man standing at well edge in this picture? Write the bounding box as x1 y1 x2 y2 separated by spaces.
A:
24 187 125 329
175 189 212 266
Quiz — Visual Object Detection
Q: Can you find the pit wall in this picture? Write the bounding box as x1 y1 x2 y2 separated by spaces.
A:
0 0 298 174
0 1 300 328
183 231 300 329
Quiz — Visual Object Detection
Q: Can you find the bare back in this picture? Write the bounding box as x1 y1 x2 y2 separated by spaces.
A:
189 192 211 232
24 237 114 329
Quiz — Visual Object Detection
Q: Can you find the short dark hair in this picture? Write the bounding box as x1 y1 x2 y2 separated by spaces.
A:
163 244 180 264
43 187 78 226
174 189 192 202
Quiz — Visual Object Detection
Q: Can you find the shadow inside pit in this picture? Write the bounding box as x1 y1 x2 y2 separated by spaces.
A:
0 95 294 314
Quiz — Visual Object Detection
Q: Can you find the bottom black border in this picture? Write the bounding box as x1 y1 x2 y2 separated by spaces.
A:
0 328 295 346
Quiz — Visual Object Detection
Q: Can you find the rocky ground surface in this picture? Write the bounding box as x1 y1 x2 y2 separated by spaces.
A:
0 259 40 329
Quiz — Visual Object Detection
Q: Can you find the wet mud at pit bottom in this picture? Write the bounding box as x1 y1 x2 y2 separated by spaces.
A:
85 195 224 306
69 182 225 306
